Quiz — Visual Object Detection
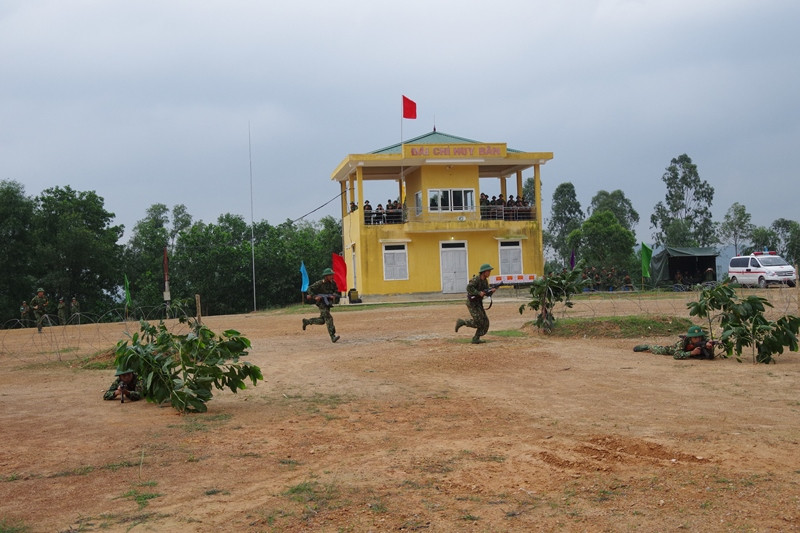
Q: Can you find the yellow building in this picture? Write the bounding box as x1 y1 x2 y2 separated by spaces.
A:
331 130 553 298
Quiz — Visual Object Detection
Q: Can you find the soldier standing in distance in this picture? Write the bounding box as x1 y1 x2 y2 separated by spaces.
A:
455 263 495 344
58 298 68 325
70 296 81 323
30 288 48 333
20 301 31 326
302 267 340 343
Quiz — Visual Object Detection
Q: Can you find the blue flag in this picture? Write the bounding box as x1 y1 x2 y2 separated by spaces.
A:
300 261 309 292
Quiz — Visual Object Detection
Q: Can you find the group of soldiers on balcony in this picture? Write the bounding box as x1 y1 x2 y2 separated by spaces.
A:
479 193 532 220
350 199 405 225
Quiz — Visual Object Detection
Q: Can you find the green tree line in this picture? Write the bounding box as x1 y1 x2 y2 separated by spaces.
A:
542 154 800 276
0 180 342 325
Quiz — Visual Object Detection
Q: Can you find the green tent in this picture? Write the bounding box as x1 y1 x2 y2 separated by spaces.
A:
650 246 719 287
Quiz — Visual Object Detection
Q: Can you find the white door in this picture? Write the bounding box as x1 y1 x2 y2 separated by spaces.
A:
440 245 468 293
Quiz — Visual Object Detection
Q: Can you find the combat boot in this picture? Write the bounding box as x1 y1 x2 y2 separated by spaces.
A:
633 345 648 352
455 319 465 332
471 336 484 344
302 318 309 331
331 335 340 343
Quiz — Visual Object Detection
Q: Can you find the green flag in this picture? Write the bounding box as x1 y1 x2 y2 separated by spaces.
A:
124 274 132 307
641 243 653 278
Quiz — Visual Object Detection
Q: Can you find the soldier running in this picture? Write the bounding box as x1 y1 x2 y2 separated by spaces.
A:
455 263 495 344
302 267 341 343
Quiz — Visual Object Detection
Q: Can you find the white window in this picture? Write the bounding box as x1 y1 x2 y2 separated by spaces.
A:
428 189 475 212
383 244 409 280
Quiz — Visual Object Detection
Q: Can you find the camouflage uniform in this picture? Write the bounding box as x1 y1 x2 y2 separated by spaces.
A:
20 301 30 324
30 291 48 332
303 274 340 342
456 271 491 344
103 374 144 401
58 299 67 325
70 298 80 322
634 336 714 360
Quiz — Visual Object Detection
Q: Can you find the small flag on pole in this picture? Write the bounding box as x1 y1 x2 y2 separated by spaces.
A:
300 261 309 292
402 95 417 119
641 242 652 278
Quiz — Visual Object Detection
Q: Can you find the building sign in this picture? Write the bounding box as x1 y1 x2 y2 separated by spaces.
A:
403 143 507 159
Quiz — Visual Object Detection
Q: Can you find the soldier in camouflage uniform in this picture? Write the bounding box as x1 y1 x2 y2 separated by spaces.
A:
302 267 340 343
70 297 80 323
30 288 48 333
633 325 716 360
20 301 31 325
58 298 68 325
455 263 496 344
103 368 144 401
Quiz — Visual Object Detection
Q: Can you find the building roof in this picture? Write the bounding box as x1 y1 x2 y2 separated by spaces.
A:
331 130 552 183
370 130 522 155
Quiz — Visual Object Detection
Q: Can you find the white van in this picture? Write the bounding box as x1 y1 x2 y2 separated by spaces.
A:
728 252 796 288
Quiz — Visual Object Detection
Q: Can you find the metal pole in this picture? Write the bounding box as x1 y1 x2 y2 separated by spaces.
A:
249 122 257 312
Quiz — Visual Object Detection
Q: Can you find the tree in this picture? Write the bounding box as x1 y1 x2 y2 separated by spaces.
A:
689 283 800 364
771 218 800 265
32 186 124 314
0 180 34 323
566 211 636 272
719 202 754 256
522 177 535 204
587 189 639 235
124 204 188 309
113 318 263 412
744 226 779 255
650 154 717 247
546 182 584 265
519 259 589 333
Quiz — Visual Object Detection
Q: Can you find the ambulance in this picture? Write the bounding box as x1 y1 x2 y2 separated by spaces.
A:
727 252 796 288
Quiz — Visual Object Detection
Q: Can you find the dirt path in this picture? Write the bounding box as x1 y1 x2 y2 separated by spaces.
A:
1 293 799 532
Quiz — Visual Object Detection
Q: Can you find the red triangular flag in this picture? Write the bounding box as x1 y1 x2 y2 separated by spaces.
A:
402 95 417 119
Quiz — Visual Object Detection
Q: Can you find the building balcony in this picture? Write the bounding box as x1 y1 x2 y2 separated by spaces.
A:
347 206 537 233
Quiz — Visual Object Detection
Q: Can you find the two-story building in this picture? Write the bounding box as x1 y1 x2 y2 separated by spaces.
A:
331 130 553 298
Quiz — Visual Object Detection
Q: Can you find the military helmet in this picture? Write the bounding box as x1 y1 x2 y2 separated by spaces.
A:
37 287 44 293
687 325 705 337
479 263 494 273
322 267 334 276
115 367 134 376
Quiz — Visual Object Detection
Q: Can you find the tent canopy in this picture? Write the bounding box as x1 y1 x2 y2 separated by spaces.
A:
650 246 719 286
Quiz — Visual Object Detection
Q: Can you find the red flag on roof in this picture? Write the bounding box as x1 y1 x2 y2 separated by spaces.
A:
331 253 347 293
402 95 417 119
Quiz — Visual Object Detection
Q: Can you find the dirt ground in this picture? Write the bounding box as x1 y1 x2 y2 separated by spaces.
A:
1 290 799 532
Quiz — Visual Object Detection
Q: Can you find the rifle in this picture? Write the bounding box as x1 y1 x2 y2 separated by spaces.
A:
119 381 127 404
468 282 509 310
305 293 340 307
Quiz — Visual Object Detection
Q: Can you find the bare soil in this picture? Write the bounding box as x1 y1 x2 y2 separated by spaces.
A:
1 291 799 532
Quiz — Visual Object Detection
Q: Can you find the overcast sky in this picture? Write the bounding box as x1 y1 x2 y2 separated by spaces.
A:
2 0 798 244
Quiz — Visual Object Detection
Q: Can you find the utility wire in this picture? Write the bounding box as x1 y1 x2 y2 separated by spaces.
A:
291 191 345 224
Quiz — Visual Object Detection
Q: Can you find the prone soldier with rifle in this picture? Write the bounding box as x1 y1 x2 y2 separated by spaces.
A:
455 263 496 344
633 325 719 360
103 368 143 402
302 267 341 343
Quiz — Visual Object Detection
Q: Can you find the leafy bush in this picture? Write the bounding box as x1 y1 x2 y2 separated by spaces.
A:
688 283 800 363
113 318 263 412
519 260 590 333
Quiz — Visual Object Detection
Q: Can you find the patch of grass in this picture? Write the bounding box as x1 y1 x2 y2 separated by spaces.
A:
490 329 525 337
120 484 162 509
279 458 300 468
547 315 694 338
51 465 94 478
0 517 31 533
204 488 230 496
103 460 137 472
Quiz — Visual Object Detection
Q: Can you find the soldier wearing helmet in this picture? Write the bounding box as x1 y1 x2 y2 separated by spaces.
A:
302 267 341 343
455 263 495 344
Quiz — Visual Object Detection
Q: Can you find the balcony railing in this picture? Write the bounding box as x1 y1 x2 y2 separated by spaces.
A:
349 206 536 226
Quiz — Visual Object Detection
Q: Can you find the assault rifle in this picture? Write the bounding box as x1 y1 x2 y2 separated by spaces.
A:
468 282 509 310
305 293 340 307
